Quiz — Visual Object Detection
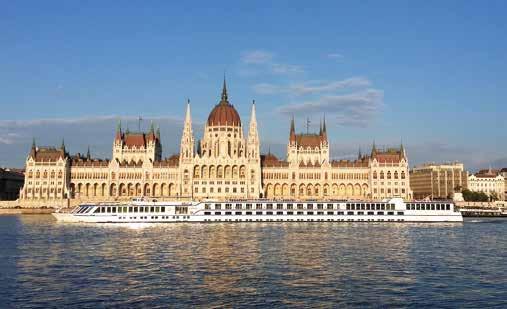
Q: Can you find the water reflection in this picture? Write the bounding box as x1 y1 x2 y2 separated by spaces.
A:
3 216 507 307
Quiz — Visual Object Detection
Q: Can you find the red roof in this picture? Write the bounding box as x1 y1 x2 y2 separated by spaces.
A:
296 134 323 148
207 102 241 127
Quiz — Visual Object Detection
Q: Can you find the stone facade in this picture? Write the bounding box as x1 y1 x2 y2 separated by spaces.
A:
410 162 468 199
19 81 412 207
468 169 505 201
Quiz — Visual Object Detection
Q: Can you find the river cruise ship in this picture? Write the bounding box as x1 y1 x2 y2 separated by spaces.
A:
52 198 463 223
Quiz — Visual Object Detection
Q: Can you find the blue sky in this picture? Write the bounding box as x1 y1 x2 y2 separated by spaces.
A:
1 1 506 170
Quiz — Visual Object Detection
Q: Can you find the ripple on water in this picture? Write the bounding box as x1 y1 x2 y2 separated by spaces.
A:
1 216 507 308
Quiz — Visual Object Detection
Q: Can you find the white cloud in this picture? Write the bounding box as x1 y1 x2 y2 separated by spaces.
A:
277 89 384 127
327 53 344 59
252 77 371 96
241 50 273 64
240 49 304 75
271 63 304 75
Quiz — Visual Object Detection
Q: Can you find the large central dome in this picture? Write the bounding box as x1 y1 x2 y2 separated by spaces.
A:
207 79 241 127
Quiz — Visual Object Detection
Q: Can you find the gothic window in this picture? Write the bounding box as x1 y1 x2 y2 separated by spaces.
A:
380 171 384 179
394 171 399 179
401 171 406 179
387 171 392 179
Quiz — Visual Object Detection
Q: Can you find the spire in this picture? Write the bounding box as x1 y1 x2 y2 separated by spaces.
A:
116 120 122 133
86 146 91 160
156 126 160 139
323 115 327 133
247 100 260 159
400 139 406 158
32 137 36 150
220 74 228 104
289 116 296 144
149 121 155 133
319 119 323 135
61 138 66 153
358 147 362 160
371 140 377 157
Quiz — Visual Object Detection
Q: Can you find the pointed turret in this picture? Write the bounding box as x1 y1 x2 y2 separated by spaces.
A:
247 100 260 159
115 120 122 140
322 115 328 142
220 75 228 104
289 116 296 144
86 146 91 160
319 119 323 135
400 139 406 159
61 138 66 154
180 99 195 162
32 137 36 150
149 121 155 134
156 126 160 139
371 140 377 157
358 147 362 160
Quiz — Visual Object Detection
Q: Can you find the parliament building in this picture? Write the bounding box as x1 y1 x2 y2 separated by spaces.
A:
19 80 412 207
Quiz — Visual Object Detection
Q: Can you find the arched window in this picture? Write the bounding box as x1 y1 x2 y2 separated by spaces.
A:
394 171 399 179
373 171 377 179
401 171 406 179
387 171 392 179
380 171 384 179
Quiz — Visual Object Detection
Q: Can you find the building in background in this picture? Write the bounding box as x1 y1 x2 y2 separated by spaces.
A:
500 168 507 199
409 162 468 199
468 168 505 201
19 80 412 207
0 168 25 200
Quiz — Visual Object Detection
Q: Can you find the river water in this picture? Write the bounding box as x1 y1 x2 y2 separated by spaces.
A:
1 215 506 308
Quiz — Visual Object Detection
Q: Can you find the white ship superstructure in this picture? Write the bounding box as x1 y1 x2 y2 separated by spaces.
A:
52 198 463 223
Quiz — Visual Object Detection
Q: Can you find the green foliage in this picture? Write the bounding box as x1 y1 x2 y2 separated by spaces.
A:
462 189 490 202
